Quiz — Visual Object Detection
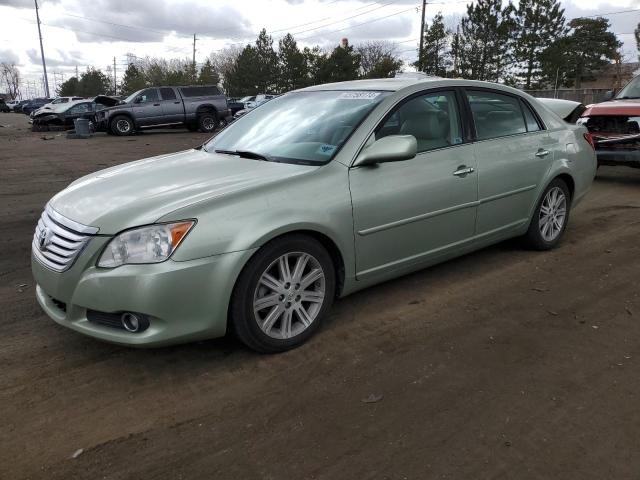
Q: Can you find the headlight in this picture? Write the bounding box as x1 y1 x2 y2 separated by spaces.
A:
98 221 195 268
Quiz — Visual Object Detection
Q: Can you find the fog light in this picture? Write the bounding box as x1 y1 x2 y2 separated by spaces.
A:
121 312 146 332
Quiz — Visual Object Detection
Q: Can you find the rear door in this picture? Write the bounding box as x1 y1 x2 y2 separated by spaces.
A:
159 87 184 123
465 89 555 237
132 88 162 126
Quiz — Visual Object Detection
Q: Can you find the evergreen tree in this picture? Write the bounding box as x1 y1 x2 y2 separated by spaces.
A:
226 45 260 96
57 76 80 96
254 29 279 93
315 44 360 84
198 58 220 85
366 56 403 78
417 12 450 76
456 0 516 82
514 0 566 89
540 17 621 88
635 22 640 61
278 33 308 92
77 68 112 96
120 64 146 94
302 46 325 85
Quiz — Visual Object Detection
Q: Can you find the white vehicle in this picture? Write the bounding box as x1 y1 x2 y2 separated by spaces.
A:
6 99 20 111
31 96 84 118
244 94 275 109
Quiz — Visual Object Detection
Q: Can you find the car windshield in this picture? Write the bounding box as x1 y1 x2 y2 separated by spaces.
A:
123 90 143 104
616 76 640 99
204 90 390 165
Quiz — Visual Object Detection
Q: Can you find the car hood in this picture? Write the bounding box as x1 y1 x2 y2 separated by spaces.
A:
583 98 640 116
49 148 317 234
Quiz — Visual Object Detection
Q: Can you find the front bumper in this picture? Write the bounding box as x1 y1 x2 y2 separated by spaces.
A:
32 239 256 347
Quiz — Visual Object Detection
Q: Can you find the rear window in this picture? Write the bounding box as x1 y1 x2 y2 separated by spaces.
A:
180 86 221 97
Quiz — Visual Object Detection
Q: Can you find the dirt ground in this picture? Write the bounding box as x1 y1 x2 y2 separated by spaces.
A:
1 111 640 480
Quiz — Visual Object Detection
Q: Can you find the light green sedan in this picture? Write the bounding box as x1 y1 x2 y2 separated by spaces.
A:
31 77 597 352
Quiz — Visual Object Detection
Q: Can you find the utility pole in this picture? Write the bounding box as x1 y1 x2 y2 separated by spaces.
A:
192 33 197 83
418 0 426 72
75 65 79 78
113 56 117 95
34 0 50 97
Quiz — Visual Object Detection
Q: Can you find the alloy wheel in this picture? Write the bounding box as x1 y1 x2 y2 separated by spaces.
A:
116 119 131 134
539 186 567 242
253 252 325 340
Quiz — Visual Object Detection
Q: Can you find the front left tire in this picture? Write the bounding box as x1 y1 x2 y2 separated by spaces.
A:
230 234 336 353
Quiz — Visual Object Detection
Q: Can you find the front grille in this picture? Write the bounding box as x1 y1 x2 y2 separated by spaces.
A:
32 205 98 272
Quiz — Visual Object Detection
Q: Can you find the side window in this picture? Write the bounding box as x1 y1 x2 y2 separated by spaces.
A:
160 88 176 101
466 91 527 140
376 90 463 153
136 89 159 103
69 103 90 114
520 100 541 132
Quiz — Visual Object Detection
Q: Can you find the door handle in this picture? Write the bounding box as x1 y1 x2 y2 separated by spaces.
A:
173 101 181 104
153 103 160 106
453 165 475 177
535 149 550 158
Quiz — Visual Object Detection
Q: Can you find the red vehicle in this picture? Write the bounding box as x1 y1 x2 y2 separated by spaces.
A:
579 76 640 169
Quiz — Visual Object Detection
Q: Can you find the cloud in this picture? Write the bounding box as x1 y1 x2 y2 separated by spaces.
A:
0 0 59 7
26 47 85 67
47 0 255 43
0 48 20 64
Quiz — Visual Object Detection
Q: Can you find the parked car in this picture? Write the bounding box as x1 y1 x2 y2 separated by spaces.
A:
14 99 30 113
95 85 231 135
30 96 85 118
0 98 9 112
227 97 245 115
22 98 53 115
5 99 20 112
233 95 276 120
31 77 596 352
31 100 106 131
578 75 640 169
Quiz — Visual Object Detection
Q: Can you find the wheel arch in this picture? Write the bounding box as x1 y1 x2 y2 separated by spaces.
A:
239 228 346 298
196 104 218 117
109 111 136 129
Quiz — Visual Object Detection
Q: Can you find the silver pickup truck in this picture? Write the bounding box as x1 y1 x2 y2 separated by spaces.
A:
95 85 231 135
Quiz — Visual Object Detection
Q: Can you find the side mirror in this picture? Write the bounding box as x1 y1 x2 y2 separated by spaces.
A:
603 90 614 101
354 135 417 167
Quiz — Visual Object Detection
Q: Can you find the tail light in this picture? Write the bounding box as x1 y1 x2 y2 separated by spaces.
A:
583 132 595 150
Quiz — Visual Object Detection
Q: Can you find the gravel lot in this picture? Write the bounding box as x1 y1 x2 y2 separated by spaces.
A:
2 111 640 479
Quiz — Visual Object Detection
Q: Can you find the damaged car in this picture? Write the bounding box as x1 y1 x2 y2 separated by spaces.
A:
579 76 640 169
31 98 115 132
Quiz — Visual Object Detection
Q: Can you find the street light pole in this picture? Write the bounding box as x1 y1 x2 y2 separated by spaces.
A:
34 0 50 97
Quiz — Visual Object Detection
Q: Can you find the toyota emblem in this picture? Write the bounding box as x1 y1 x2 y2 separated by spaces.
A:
38 228 50 251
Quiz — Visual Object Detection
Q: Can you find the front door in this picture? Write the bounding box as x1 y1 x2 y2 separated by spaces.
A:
132 88 162 126
349 90 478 281
464 89 556 236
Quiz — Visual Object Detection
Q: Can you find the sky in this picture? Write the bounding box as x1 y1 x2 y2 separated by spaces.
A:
1 0 639 97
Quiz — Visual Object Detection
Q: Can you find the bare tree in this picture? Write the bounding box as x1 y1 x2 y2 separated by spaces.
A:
1 62 21 99
355 41 401 78
209 45 243 94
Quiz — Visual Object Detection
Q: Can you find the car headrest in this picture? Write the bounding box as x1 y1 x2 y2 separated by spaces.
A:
400 112 446 140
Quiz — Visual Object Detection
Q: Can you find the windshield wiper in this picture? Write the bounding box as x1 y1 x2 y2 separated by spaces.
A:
214 149 272 161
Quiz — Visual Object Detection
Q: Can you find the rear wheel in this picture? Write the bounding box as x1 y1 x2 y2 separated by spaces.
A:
197 111 217 133
524 178 571 250
110 115 134 136
230 235 336 353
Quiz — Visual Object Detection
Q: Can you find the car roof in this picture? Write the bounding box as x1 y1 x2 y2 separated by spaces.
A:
295 76 531 96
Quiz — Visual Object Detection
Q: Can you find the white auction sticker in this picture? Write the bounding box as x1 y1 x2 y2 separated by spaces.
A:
338 92 381 100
